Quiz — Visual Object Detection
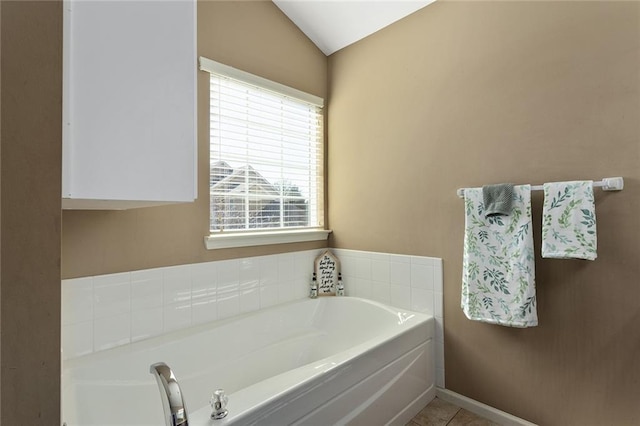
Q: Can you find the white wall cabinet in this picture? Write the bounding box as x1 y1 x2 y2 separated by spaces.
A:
62 0 197 209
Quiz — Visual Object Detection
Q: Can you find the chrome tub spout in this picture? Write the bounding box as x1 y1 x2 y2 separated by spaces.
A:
150 362 189 426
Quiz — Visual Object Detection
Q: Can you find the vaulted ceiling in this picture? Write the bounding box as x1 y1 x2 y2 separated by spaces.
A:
272 1 436 55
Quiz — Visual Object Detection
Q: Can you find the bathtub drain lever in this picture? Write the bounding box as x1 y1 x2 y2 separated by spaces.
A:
210 389 229 420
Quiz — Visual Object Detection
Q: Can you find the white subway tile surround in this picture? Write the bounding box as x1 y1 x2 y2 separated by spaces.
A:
62 249 444 387
333 249 445 388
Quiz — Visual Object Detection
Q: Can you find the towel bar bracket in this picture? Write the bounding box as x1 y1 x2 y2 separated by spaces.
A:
601 177 624 191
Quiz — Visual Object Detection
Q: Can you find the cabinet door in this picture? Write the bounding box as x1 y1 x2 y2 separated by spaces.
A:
62 0 197 209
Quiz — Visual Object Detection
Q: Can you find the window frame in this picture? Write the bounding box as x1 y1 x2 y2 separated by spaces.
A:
199 57 330 250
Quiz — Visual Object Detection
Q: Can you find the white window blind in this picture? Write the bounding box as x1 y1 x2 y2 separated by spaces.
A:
201 58 324 234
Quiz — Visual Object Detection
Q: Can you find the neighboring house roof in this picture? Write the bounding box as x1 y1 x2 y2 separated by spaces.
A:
211 165 279 199
210 160 233 185
210 163 308 229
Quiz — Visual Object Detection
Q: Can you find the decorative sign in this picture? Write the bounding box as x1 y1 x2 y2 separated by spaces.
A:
314 250 340 296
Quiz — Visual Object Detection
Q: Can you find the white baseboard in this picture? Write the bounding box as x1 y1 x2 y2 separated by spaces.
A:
436 388 537 426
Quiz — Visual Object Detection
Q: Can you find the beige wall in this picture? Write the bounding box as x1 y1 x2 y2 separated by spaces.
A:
61 1 328 279
328 2 640 425
1 1 62 423
26 0 640 423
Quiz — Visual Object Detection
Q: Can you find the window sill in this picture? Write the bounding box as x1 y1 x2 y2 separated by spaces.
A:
204 229 332 250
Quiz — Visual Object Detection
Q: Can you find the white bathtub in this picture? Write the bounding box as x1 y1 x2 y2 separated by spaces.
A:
62 297 435 425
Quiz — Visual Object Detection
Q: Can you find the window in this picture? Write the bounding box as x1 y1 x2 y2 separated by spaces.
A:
200 57 329 249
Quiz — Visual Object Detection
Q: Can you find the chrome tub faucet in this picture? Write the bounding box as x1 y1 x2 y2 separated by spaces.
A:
150 362 189 426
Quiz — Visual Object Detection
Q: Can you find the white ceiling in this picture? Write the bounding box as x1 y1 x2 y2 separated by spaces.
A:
272 1 436 56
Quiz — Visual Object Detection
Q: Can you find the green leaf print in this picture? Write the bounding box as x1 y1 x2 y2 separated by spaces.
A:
515 223 529 242
558 199 580 228
564 247 579 255
506 208 522 234
465 198 474 216
482 296 493 310
520 296 536 316
491 230 506 245
516 276 529 301
549 187 570 209
580 209 595 228
467 261 479 280
513 261 531 276
514 193 524 204
574 228 596 252
477 281 492 295
467 229 486 257
488 254 506 268
486 244 499 255
466 229 478 251
468 293 481 317
551 229 571 244
471 216 484 228
541 212 551 241
507 249 522 262
482 268 511 295
499 298 510 314
487 215 504 226
478 230 489 242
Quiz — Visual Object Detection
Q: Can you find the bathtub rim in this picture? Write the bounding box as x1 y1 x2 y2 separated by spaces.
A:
62 296 431 369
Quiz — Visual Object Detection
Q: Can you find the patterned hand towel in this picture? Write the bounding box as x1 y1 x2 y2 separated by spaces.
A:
462 185 537 328
483 183 515 217
542 181 597 260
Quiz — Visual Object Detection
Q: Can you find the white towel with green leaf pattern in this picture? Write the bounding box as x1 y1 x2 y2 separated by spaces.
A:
462 185 537 328
542 181 597 260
